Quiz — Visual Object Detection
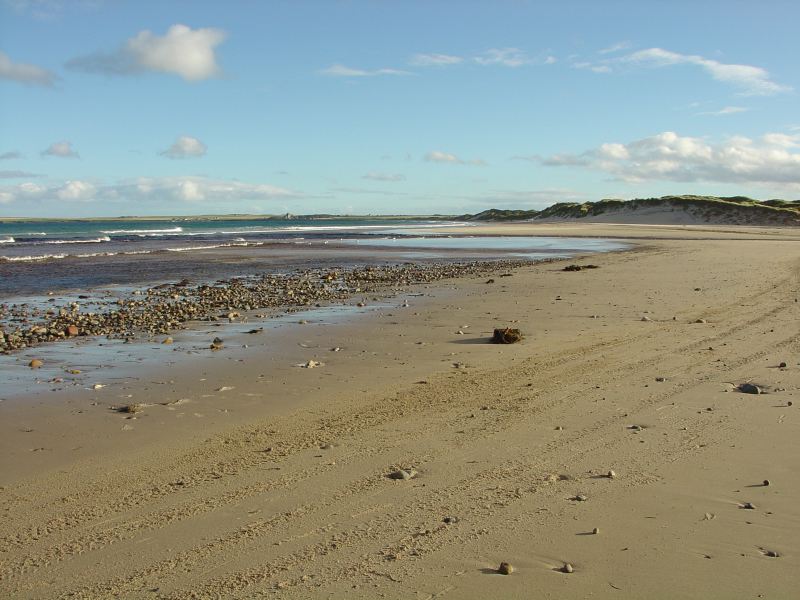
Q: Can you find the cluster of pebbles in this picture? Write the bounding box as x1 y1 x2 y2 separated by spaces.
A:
0 259 531 353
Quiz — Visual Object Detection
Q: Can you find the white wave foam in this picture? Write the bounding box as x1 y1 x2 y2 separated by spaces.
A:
166 242 251 252
102 227 184 234
1 253 68 262
74 251 117 258
0 236 15 244
42 236 111 244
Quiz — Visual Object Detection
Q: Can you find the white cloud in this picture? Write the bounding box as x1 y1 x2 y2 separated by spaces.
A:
19 181 46 194
66 24 226 81
42 140 79 158
4 0 103 20
540 130 800 188
119 176 297 202
57 180 96 201
410 53 463 67
0 50 58 87
474 48 530 67
698 106 749 117
598 41 631 55
362 172 406 182
573 61 612 74
620 48 789 96
0 151 22 160
0 180 43 203
425 151 486 166
320 63 411 77
160 135 207 159
0 175 298 206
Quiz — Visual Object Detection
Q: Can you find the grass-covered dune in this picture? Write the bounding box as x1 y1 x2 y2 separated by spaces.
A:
464 195 800 226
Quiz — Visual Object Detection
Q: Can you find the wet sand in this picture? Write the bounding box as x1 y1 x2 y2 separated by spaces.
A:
1 223 799 599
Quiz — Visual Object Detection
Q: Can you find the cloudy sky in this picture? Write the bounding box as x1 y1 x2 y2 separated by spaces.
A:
0 0 798 217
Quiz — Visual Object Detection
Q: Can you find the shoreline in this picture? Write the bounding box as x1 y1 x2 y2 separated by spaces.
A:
1 223 798 599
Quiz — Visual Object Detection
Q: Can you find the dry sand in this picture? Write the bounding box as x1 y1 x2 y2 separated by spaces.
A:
1 223 799 599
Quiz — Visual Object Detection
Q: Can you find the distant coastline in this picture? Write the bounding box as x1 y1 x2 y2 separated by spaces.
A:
3 195 798 226
0 214 455 224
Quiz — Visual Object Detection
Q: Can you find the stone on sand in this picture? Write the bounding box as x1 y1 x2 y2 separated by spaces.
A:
498 562 514 575
388 468 417 480
492 328 522 344
738 383 762 394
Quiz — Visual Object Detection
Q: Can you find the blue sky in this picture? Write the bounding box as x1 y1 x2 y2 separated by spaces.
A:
1 0 798 217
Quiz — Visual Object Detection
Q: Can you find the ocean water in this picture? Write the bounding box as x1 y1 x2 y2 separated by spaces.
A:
0 217 460 263
0 217 626 298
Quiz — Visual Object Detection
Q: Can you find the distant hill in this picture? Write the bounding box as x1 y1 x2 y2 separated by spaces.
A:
462 196 800 226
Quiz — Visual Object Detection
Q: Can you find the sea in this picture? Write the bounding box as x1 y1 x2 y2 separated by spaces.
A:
0 217 626 298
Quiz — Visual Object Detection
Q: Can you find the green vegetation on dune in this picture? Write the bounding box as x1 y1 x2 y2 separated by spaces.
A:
463 195 800 225
459 208 541 221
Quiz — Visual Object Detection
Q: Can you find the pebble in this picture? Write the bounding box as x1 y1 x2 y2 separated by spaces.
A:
606 470 616 479
498 562 513 575
1 260 532 353
562 563 574 573
763 479 770 487
764 549 780 558
640 316 652 322
443 516 458 524
655 377 666 382
210 337 224 350
779 362 787 368
572 494 588 502
592 527 600 535
162 336 173 344
741 502 757 510
695 318 707 324
29 359 43 369
388 469 417 480
738 383 762 395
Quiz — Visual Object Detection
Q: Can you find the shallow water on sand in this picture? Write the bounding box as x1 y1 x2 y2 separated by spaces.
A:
0 232 626 299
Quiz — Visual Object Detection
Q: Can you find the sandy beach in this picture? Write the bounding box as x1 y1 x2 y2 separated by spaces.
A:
1 222 799 599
